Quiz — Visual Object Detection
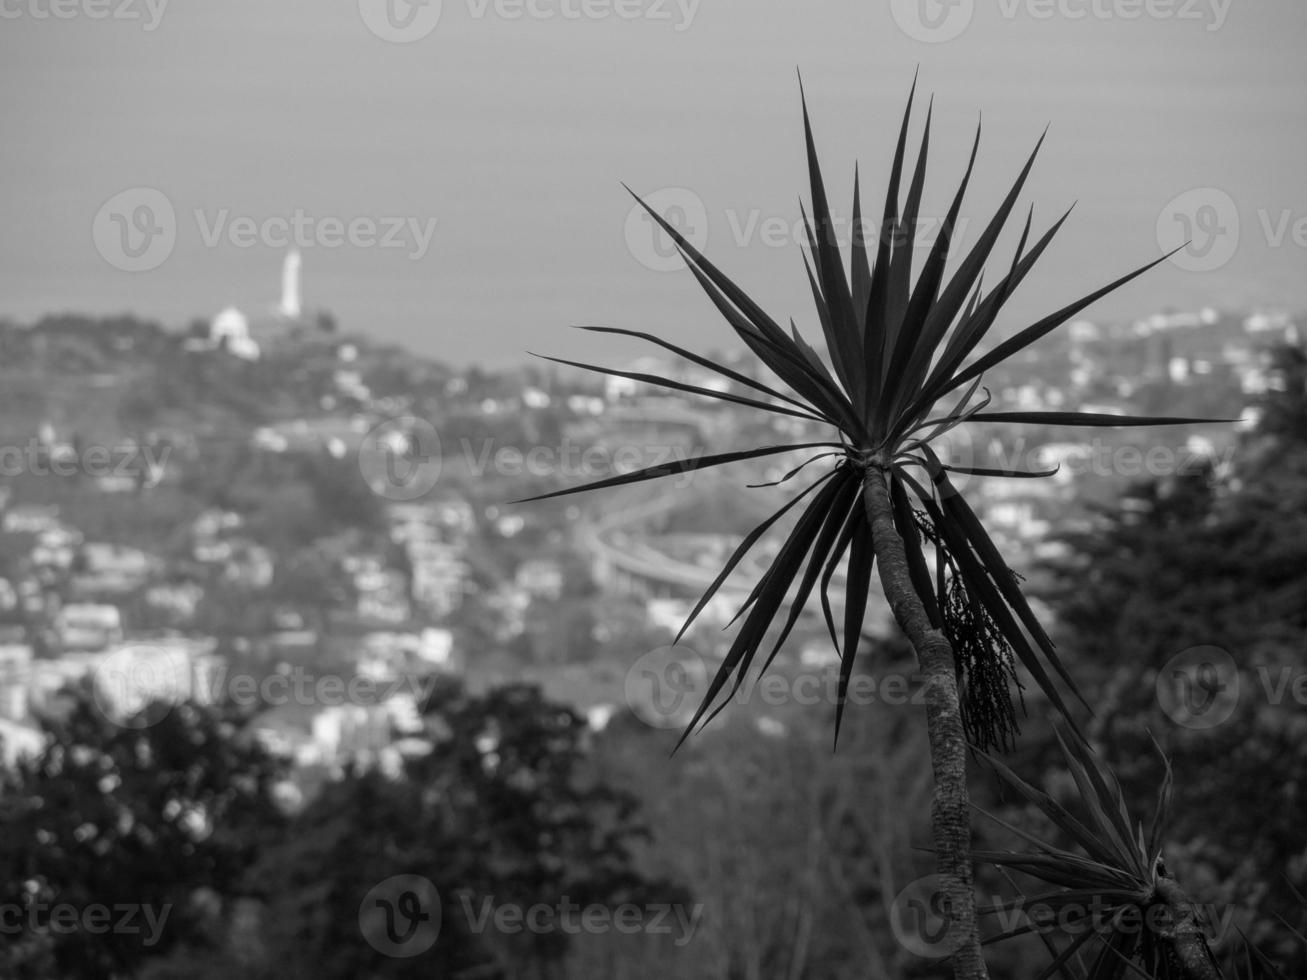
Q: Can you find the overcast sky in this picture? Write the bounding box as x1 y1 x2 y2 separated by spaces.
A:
2 0 1304 366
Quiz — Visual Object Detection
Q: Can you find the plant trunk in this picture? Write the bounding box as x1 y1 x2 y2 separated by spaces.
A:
1153 878 1226 980
862 464 988 980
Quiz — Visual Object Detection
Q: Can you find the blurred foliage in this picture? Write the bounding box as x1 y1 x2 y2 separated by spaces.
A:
1017 342 1307 977
0 697 287 978
1 681 676 980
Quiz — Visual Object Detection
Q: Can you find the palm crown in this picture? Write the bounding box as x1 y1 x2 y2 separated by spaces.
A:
521 75 1215 751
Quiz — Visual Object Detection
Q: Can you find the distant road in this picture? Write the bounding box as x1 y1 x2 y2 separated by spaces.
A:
578 486 849 614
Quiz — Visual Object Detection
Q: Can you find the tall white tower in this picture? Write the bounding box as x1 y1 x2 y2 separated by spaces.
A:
279 248 302 320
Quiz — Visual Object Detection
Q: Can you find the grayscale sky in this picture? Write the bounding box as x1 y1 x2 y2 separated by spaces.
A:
2 0 1304 366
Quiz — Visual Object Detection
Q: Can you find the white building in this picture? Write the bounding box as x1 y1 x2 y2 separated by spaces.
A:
210 307 261 361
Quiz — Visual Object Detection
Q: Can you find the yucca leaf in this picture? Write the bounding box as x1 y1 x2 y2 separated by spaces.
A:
678 253 863 433
677 469 853 746
529 352 831 424
863 72 918 420
919 493 1083 731
624 184 789 345
1032 927 1101 980
975 750 1126 871
758 469 862 674
881 114 982 420
799 239 840 381
819 502 862 656
891 474 943 628
899 375 989 451
513 442 840 503
748 451 842 488
971 851 1140 891
878 95 933 411
974 802 1087 862
980 887 1145 916
1052 727 1145 877
892 126 1047 417
725 470 842 630
849 165 872 328
962 269 987 324
675 468 838 643
789 318 842 391
944 463 1059 479
971 826 1142 887
943 248 1184 398
835 498 875 747
919 202 1049 399
923 455 1088 711
902 203 1073 431
1047 759 1138 880
989 867 1090 980
798 79 863 404
968 411 1234 427
1086 928 1146 980
1236 932 1292 980
625 184 862 433
576 325 823 416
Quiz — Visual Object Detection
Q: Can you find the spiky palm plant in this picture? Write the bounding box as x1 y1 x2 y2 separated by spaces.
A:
976 727 1224 979
521 76 1216 979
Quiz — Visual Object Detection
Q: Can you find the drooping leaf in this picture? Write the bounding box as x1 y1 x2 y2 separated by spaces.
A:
676 469 852 748
819 502 863 656
675 468 838 643
891 475 943 628
923 456 1087 711
758 468 862 674
967 411 1237 427
834 499 874 747
748 451 843 488
918 492 1083 735
943 463 1059 479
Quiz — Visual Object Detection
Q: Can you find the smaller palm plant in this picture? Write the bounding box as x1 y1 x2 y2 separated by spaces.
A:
520 74 1223 979
976 726 1224 980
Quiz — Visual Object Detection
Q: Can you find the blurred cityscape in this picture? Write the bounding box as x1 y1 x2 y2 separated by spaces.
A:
0 249 1296 787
